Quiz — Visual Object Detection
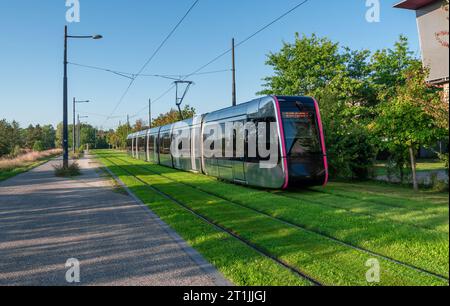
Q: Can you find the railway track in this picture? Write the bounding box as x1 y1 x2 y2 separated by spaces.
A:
101 155 324 286
108 154 449 283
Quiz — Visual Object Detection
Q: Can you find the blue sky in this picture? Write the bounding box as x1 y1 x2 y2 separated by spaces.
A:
0 0 420 130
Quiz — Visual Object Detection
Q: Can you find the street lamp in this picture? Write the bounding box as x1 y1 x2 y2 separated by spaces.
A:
73 98 90 153
63 26 102 168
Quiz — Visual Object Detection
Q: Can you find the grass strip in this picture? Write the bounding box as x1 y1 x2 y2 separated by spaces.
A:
0 158 53 182
312 182 449 210
105 151 449 279
96 153 311 286
97 151 448 286
278 189 449 233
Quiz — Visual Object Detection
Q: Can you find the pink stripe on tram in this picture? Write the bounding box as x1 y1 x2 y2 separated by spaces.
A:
273 96 289 189
313 98 329 186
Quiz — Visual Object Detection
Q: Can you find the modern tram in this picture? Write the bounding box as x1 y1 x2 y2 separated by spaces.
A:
127 96 328 189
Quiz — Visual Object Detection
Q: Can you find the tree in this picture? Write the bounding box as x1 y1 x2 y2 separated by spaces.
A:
133 119 145 132
56 123 75 150
41 125 56 150
373 64 447 191
258 33 379 179
258 33 346 97
152 105 196 127
107 124 131 150
317 86 377 179
10 121 22 152
94 130 109 149
33 140 44 152
370 35 417 100
0 119 13 157
55 123 63 149
0 120 23 157
24 124 44 149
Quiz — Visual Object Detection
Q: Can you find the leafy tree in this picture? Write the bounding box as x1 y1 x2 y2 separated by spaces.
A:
258 33 378 178
152 105 196 127
370 35 417 100
259 33 346 97
56 123 75 150
133 119 145 132
78 124 96 149
107 124 131 149
319 90 377 179
94 130 109 149
373 64 447 190
24 124 44 149
0 119 13 157
41 125 56 150
10 121 23 152
0 120 23 157
55 123 63 149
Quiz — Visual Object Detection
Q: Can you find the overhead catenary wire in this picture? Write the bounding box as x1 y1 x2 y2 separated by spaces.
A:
185 0 311 79
102 0 201 126
128 0 312 119
69 62 230 81
78 111 125 119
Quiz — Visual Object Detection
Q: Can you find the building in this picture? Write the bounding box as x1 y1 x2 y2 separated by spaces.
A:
394 0 449 103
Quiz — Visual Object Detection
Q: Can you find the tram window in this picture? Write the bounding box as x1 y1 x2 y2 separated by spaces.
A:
280 102 321 157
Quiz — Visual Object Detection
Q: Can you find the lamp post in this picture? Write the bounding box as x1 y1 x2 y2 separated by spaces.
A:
73 98 90 153
63 25 102 168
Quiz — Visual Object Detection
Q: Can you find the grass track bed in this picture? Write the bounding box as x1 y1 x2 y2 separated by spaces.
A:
96 153 311 286
95 151 449 286
277 190 449 233
109 152 449 279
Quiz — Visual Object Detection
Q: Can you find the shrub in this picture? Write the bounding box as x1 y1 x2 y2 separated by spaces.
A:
33 141 44 152
326 126 377 180
429 172 449 192
384 156 412 184
70 151 83 160
53 162 81 177
438 152 449 175
11 145 22 158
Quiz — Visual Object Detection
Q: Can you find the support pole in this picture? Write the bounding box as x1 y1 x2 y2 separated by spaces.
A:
63 26 69 168
232 38 237 107
73 98 76 154
77 114 80 150
149 98 152 128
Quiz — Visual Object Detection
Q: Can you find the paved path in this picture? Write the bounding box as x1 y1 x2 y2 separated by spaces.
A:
0 156 229 286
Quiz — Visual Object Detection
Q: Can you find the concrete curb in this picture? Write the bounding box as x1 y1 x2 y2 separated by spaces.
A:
95 157 232 286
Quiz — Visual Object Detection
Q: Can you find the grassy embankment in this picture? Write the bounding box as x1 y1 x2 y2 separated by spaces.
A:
0 149 62 182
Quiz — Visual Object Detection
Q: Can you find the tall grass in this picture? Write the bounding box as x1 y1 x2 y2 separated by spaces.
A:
0 149 62 171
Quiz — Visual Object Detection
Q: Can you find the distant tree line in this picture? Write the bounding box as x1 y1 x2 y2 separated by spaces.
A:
106 105 196 150
0 120 56 157
55 123 109 151
0 119 114 158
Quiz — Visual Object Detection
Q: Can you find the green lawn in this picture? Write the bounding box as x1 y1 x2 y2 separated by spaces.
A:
94 150 449 286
